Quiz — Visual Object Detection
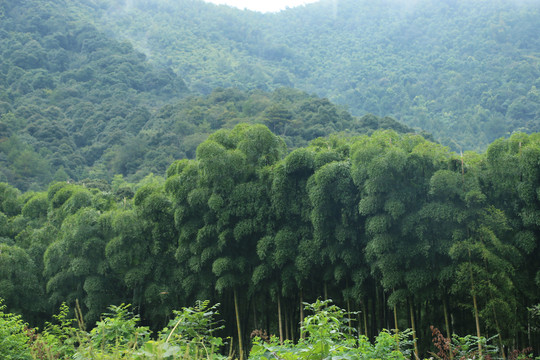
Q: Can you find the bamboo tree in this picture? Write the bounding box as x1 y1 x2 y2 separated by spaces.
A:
442 298 454 360
409 300 419 359
44 206 120 324
234 288 244 360
484 133 540 347
278 294 284 344
300 290 305 339
449 153 518 356
352 132 449 343
468 248 483 357
195 124 286 357
307 154 365 317
253 147 316 339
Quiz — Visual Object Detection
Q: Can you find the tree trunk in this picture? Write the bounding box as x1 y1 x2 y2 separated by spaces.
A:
472 293 482 357
300 290 305 339
347 298 352 335
278 294 284 344
234 288 244 360
468 250 482 357
443 297 454 360
284 302 290 341
253 300 257 330
289 303 295 343
363 301 368 338
492 306 506 360
394 303 400 351
393 304 398 332
409 300 419 359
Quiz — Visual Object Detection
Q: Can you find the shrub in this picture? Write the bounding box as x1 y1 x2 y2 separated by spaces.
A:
0 299 32 360
250 299 413 360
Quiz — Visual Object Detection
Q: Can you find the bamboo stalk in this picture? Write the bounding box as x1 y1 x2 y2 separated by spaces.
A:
443 297 454 360
324 282 328 300
300 290 305 339
468 249 482 357
234 288 244 360
363 301 368 338
409 300 419 359
347 298 352 335
278 294 284 345
394 303 399 350
284 301 289 341
483 259 506 360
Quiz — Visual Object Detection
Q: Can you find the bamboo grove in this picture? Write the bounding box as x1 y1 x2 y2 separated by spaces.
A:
1 124 540 357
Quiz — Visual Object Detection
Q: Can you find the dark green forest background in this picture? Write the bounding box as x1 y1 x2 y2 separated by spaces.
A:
1 0 540 357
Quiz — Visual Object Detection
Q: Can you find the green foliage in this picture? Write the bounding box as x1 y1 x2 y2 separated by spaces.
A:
27 301 228 360
29 302 80 359
250 299 412 360
83 0 540 151
0 0 187 190
0 244 42 315
158 300 226 359
0 299 32 360
86 304 150 352
1 0 433 191
3 124 540 357
300 299 357 346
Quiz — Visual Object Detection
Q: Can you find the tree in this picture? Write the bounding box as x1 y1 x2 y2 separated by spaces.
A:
307 158 367 336
445 152 518 355
483 133 540 348
351 131 447 352
0 243 42 319
263 104 293 136
253 148 316 342
43 207 120 323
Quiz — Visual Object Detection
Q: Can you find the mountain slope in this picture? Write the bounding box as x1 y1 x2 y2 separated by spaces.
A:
0 0 187 189
88 0 540 150
0 0 419 190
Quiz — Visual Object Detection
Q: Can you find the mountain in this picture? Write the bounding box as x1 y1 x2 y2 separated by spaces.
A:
86 0 540 150
0 0 417 190
0 0 188 190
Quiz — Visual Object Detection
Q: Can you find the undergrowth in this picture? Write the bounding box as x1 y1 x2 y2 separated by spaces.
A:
1 298 534 359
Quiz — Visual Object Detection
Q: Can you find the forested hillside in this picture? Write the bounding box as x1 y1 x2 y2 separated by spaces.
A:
88 0 540 150
1 127 540 357
0 0 421 191
0 0 188 190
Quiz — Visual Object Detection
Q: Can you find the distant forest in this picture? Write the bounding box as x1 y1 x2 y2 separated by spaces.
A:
1 0 540 190
0 0 426 191
88 0 540 150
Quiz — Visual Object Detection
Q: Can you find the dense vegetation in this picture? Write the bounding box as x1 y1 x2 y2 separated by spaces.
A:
0 0 188 190
2 0 540 358
2 298 435 359
0 0 420 191
1 125 540 358
86 0 540 150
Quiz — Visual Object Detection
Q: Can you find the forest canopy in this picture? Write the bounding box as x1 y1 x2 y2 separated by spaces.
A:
85 0 540 151
0 0 426 191
1 126 540 356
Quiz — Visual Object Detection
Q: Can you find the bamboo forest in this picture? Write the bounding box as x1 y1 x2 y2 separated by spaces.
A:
1 0 540 359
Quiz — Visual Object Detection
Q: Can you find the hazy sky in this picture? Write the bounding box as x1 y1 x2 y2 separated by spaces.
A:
202 0 320 13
